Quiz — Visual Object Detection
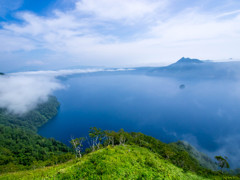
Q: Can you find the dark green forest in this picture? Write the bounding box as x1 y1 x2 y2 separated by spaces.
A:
0 96 73 173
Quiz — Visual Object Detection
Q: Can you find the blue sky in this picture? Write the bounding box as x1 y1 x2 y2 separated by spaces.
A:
0 0 240 71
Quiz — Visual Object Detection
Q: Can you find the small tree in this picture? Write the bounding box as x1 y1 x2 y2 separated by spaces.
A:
215 156 230 173
104 130 115 146
89 127 105 151
119 128 127 145
70 137 85 158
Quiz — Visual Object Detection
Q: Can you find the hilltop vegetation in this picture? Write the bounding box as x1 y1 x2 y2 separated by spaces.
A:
1 144 239 179
0 145 210 180
70 128 234 179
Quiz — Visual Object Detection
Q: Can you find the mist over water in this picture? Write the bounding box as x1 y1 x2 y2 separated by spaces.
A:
38 73 240 168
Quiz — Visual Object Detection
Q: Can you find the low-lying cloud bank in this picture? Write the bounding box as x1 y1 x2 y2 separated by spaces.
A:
0 68 131 114
0 75 63 114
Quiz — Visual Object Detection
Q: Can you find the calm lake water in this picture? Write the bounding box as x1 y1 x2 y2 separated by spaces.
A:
38 73 240 167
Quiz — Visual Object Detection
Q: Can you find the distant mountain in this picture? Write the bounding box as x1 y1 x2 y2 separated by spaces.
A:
0 72 4 75
159 57 205 72
146 57 240 79
154 57 205 71
174 57 203 64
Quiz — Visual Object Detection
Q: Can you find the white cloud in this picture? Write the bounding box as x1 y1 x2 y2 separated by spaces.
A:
149 11 240 42
0 75 62 114
216 9 240 18
0 0 240 68
0 30 36 51
76 0 166 22
10 68 104 76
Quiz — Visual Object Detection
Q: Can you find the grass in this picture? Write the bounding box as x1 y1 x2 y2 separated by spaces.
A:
0 145 236 180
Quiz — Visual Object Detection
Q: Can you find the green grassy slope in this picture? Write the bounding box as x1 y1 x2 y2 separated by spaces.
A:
0 145 211 180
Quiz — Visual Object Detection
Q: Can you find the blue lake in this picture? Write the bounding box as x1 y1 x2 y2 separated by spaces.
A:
38 73 240 167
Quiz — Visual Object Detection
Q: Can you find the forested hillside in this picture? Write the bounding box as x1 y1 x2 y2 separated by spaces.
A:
170 141 217 170
0 96 60 131
0 96 73 173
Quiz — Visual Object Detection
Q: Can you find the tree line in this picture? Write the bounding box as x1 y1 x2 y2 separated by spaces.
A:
70 127 233 178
